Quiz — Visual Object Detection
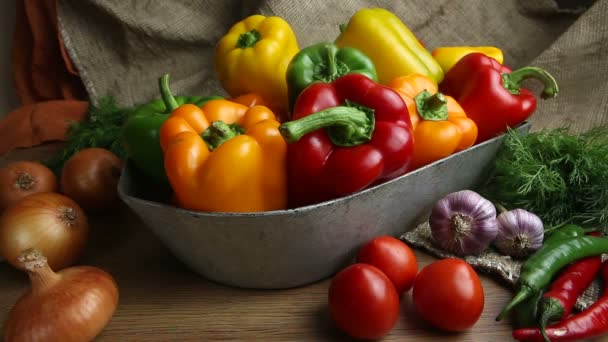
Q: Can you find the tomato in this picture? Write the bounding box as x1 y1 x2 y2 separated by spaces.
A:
412 258 484 332
328 263 400 339
356 235 418 293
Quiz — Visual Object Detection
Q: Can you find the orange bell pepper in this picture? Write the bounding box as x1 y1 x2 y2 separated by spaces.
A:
388 74 478 169
227 93 292 123
159 99 287 212
228 93 268 108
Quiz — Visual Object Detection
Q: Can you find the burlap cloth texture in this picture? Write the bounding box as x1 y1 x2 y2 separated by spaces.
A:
57 0 607 133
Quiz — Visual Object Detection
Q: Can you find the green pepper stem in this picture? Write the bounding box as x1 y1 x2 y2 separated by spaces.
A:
496 286 533 321
538 298 563 342
414 90 449 121
236 29 261 49
494 203 509 214
327 47 337 79
279 104 375 147
502 67 559 99
201 121 245 150
159 74 179 113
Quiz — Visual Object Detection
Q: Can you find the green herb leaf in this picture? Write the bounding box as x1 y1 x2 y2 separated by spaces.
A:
480 126 608 233
44 96 135 175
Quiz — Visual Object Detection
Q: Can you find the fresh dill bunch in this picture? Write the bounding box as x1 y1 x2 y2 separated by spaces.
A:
45 96 135 174
480 126 608 232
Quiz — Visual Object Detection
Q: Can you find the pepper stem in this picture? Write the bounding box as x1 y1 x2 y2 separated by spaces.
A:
538 298 563 342
159 74 180 113
494 203 509 214
279 101 375 147
502 67 559 99
236 29 261 49
414 90 449 121
201 121 245 151
327 46 338 80
496 286 533 321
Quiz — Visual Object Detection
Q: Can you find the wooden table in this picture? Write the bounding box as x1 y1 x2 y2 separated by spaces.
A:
0 144 602 341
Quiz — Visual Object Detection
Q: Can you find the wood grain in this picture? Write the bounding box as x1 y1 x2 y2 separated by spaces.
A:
0 145 604 342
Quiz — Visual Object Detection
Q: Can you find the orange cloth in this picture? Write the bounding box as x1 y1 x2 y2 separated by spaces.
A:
0 0 88 155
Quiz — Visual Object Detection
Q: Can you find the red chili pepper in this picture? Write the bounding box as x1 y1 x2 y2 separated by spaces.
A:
537 256 603 336
513 258 608 342
278 73 414 208
439 52 559 143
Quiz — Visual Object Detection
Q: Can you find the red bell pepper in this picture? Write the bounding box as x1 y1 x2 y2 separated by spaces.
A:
440 52 559 143
278 73 414 208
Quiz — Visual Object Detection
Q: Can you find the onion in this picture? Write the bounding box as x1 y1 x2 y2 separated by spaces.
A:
0 192 88 271
3 249 119 342
0 161 58 211
60 148 123 214
429 190 498 256
494 208 544 258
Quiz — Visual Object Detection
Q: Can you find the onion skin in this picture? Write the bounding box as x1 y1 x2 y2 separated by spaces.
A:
430 190 498 256
0 192 88 271
3 249 119 342
495 209 544 258
60 148 123 214
0 161 58 211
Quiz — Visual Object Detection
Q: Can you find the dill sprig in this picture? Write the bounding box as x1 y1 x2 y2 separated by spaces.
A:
480 126 608 232
45 96 135 174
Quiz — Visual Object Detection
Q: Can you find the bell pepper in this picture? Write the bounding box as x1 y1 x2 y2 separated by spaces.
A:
122 75 222 185
335 8 443 85
228 93 269 108
431 46 504 74
159 96 287 213
286 42 378 111
278 73 414 208
388 74 478 169
440 52 559 143
214 14 299 116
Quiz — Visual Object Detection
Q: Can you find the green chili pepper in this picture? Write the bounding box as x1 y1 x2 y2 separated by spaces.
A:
286 42 377 110
122 75 223 185
514 288 546 328
544 224 586 245
512 224 588 326
496 235 608 321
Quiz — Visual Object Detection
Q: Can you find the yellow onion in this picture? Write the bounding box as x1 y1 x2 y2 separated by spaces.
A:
3 249 119 342
0 192 88 271
0 161 58 211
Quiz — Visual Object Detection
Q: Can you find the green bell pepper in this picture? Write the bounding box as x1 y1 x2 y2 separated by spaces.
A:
286 42 378 110
122 75 223 185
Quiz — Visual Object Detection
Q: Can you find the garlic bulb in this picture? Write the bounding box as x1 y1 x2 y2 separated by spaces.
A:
429 190 498 256
494 209 544 258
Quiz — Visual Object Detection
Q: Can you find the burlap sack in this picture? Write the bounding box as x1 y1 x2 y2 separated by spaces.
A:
56 0 607 133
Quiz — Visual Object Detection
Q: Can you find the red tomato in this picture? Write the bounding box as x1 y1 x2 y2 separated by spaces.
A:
356 235 418 293
328 263 400 339
412 258 484 332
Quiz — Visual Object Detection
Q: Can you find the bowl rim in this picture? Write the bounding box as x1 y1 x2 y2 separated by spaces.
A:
118 123 530 218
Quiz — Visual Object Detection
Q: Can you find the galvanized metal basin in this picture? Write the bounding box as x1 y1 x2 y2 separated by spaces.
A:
117 123 530 289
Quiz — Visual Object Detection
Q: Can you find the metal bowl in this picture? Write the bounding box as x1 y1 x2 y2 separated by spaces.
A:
117 123 529 289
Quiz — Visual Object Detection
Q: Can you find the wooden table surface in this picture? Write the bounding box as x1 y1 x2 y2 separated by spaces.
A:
0 144 603 342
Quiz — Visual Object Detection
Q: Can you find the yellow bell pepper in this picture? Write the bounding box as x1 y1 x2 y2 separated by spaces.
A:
432 46 504 73
335 8 444 85
214 15 299 115
159 99 287 213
